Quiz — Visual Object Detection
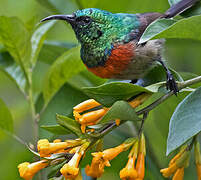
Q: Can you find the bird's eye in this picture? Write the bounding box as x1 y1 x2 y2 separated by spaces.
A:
76 16 92 25
83 17 91 24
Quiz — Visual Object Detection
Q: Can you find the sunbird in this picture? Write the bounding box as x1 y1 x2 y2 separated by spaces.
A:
41 0 198 94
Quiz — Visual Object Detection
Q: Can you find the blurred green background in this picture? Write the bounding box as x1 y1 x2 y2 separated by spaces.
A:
0 0 201 179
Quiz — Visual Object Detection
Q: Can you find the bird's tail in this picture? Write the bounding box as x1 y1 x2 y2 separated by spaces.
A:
164 0 198 18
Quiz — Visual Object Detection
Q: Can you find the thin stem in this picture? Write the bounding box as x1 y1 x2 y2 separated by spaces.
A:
137 75 201 116
27 69 39 144
94 75 201 138
28 86 38 143
138 112 148 136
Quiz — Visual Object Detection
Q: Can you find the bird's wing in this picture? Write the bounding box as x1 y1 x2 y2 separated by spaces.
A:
135 12 163 41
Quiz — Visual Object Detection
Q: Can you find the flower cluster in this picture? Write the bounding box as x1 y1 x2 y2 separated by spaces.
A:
161 139 201 180
73 99 109 133
160 145 189 180
18 93 151 180
120 134 146 180
18 136 147 180
18 138 89 180
18 160 48 180
73 93 151 133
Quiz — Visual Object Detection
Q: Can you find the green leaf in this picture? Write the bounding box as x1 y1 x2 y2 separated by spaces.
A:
100 101 140 124
140 15 201 44
167 87 201 155
43 46 86 106
30 21 56 67
83 82 153 107
68 70 106 90
38 41 76 65
169 0 201 17
56 114 82 137
0 98 13 132
48 160 66 179
143 92 189 166
140 64 183 87
139 18 177 44
0 16 31 80
40 124 71 135
38 83 89 139
0 66 26 95
0 51 27 94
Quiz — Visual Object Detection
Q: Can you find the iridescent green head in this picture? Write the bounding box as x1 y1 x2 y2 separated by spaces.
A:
41 8 139 46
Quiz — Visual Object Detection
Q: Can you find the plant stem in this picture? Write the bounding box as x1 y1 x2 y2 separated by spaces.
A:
96 75 201 138
28 71 42 180
137 75 201 116
27 71 39 144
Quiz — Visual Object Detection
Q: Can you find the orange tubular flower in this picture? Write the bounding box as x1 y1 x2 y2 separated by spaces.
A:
115 119 121 126
73 99 108 133
172 167 184 180
136 134 146 180
196 164 201 180
37 139 83 157
160 163 178 178
74 93 151 133
136 153 145 180
120 139 138 180
37 139 70 157
79 108 107 133
129 93 151 108
73 99 101 113
18 160 48 180
79 109 107 124
60 151 83 179
120 156 138 180
60 142 89 180
160 146 190 179
86 140 135 178
194 140 201 180
85 153 105 178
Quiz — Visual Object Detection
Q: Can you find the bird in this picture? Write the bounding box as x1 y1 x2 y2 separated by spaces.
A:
41 0 198 95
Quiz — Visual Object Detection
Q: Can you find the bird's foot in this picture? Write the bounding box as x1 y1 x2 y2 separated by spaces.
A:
166 71 179 95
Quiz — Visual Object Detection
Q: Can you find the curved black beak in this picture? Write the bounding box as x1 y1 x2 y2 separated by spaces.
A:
40 14 75 24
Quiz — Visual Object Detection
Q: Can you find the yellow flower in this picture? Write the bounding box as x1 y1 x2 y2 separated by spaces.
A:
60 142 89 180
160 163 178 178
135 134 146 180
100 143 126 161
172 167 184 180
86 141 134 179
169 145 187 166
18 160 48 180
119 156 138 180
129 93 151 108
73 99 101 113
60 151 82 179
196 164 201 180
79 108 107 124
85 153 105 178
160 146 190 178
73 93 151 133
37 139 83 157
136 152 145 180
37 139 69 157
73 99 109 133
194 139 201 180
115 119 121 126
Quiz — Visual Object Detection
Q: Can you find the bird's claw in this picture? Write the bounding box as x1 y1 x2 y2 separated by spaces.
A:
166 72 179 95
